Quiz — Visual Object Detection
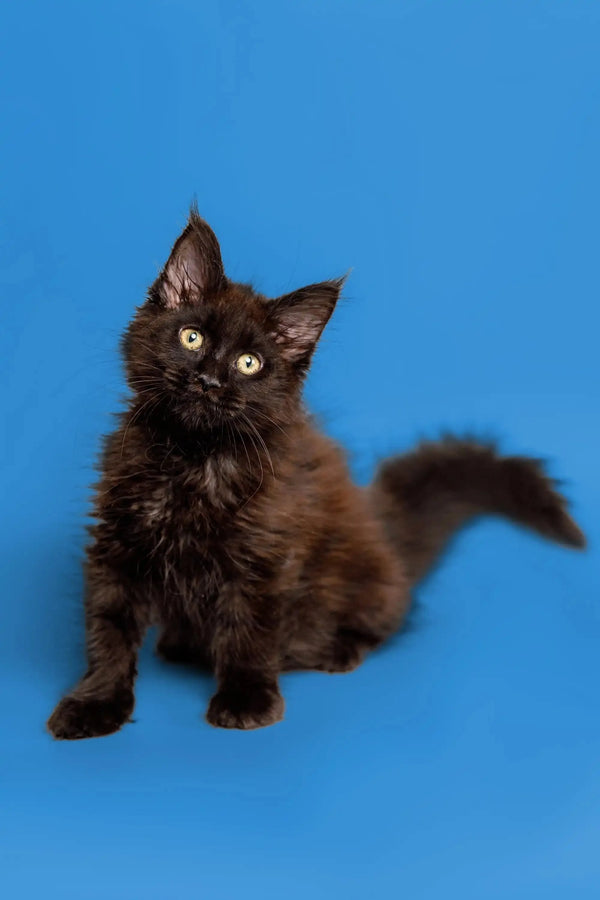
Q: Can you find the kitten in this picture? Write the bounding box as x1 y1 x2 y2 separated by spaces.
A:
47 208 585 739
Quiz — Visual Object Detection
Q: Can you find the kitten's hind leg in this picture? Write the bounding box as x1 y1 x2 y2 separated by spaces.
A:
281 628 382 674
313 569 411 673
315 627 381 673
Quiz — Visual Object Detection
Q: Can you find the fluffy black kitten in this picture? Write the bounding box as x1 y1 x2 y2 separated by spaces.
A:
47 209 585 739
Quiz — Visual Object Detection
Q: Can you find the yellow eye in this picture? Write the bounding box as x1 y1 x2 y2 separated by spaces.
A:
236 353 262 375
179 327 204 350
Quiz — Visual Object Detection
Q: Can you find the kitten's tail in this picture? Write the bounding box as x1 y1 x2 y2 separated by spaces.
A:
371 437 585 583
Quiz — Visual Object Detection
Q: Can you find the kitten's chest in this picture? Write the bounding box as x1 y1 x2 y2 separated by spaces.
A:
99 446 266 597
131 456 237 545
109 467 227 615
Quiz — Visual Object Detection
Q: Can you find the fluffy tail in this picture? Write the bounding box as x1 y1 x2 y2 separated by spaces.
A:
371 437 585 583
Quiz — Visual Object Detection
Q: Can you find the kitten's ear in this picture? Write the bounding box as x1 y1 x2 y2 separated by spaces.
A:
151 206 226 309
268 277 345 368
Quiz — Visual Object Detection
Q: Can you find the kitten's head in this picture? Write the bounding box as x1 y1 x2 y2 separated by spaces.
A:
123 208 343 434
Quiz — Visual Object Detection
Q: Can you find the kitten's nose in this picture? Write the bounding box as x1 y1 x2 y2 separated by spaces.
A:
197 373 221 393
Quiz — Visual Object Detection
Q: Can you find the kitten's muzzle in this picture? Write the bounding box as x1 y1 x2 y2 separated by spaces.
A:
194 373 222 394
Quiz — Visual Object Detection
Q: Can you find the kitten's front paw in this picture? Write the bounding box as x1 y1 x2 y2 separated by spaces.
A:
47 688 134 740
206 683 285 730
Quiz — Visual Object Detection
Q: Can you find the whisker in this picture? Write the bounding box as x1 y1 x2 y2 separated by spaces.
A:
244 405 291 439
237 421 265 510
240 413 275 477
120 391 166 457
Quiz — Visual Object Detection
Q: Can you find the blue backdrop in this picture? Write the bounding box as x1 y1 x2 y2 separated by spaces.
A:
1 1 598 897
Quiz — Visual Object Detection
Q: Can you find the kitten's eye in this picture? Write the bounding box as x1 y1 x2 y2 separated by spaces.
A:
179 327 204 350
236 353 262 375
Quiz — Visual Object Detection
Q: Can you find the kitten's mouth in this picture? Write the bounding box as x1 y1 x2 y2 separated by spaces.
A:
186 390 240 419
189 386 219 400
187 385 225 406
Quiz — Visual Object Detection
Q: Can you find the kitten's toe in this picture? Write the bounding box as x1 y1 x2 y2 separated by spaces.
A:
206 684 285 730
47 689 134 740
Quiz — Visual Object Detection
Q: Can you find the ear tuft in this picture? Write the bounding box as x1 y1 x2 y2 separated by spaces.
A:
268 276 345 368
152 206 225 309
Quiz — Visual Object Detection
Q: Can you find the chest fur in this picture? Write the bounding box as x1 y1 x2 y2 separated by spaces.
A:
94 439 295 607
133 456 240 545
96 453 242 572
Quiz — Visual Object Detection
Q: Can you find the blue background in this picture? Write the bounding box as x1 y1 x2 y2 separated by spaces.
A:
1 1 599 897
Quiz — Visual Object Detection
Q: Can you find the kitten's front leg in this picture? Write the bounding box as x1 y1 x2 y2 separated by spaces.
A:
47 569 148 740
206 585 284 730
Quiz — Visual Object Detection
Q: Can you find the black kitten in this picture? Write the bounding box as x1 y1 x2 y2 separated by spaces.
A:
47 209 585 739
